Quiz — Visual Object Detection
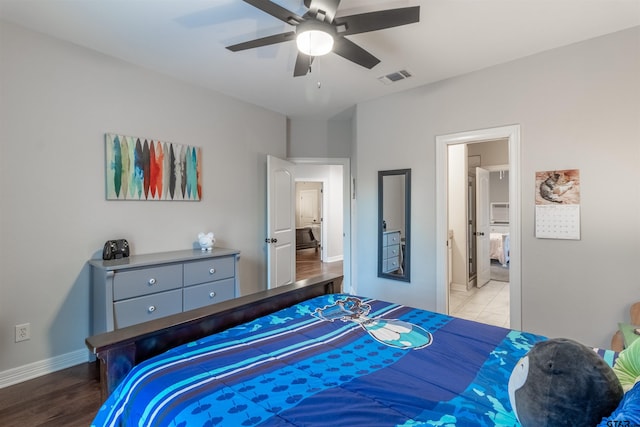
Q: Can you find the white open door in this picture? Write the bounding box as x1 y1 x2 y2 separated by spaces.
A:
475 167 491 287
267 155 295 289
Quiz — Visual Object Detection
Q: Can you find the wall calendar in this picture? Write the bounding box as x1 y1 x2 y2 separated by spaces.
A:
534 169 581 240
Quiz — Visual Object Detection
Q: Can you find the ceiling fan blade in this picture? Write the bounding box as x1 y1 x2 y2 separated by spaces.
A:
304 0 341 23
226 31 296 52
336 6 420 36
294 52 314 77
332 37 380 69
242 0 304 25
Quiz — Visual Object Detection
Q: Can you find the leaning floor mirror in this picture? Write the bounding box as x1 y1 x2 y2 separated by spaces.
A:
378 168 411 282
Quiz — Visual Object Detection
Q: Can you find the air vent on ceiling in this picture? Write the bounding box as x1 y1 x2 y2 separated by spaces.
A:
378 69 412 85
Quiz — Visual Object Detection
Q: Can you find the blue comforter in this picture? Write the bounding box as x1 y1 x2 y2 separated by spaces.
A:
92 294 546 426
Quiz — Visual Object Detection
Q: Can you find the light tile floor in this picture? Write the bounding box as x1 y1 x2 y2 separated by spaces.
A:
450 280 510 328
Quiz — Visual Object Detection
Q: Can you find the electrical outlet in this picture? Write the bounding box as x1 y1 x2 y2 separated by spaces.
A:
15 323 30 342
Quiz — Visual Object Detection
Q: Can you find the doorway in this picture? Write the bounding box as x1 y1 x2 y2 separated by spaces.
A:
448 142 509 327
290 158 350 292
295 181 324 280
435 125 521 330
296 181 323 255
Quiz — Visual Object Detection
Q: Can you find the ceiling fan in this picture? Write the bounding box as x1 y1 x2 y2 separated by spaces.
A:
226 0 420 77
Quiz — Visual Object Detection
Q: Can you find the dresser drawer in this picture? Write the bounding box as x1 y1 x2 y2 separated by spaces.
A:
113 289 182 328
183 277 235 311
113 264 182 301
184 256 235 286
384 257 400 273
385 244 400 259
386 231 401 245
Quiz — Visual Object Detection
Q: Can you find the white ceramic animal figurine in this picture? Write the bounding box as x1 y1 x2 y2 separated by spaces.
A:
197 232 215 251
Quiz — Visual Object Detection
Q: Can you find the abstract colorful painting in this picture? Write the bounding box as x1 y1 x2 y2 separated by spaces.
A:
105 133 201 201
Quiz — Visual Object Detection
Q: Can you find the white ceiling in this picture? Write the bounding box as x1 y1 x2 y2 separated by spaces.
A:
1 0 639 119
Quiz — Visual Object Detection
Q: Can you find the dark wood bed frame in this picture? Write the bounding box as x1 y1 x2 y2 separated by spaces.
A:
85 273 343 399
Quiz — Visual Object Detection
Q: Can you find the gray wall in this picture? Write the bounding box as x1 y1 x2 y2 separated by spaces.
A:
354 27 640 348
469 140 510 205
0 22 286 375
490 171 509 204
288 118 353 158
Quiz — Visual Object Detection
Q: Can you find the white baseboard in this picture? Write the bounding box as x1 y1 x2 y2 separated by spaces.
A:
450 282 468 292
325 255 344 263
0 348 90 389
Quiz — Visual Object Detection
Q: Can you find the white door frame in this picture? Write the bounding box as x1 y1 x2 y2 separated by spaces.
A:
289 157 351 294
475 167 491 288
435 125 521 330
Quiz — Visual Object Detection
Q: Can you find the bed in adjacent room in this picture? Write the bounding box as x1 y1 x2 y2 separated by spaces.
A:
490 225 510 267
89 276 552 427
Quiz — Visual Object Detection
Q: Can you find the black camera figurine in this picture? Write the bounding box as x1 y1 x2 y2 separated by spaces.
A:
102 239 130 260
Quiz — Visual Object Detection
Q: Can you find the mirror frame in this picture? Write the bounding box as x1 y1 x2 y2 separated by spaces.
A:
378 168 411 282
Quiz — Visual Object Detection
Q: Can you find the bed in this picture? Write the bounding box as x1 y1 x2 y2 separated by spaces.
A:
490 226 510 267
87 274 561 427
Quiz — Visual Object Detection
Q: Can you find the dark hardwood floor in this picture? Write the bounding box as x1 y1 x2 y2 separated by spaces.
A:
296 247 343 281
0 361 101 426
0 250 343 426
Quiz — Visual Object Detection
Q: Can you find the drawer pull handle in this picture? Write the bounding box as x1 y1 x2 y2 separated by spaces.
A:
209 291 216 299
209 268 216 274
148 305 156 313
148 278 157 286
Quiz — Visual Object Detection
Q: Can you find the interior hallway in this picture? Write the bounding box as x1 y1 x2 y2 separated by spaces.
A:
450 279 510 328
296 248 343 281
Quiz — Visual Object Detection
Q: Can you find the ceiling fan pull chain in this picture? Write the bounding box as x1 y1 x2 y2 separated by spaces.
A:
315 57 322 89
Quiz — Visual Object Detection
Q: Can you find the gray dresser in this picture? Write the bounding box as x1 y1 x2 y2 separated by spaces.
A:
89 248 240 334
382 230 401 273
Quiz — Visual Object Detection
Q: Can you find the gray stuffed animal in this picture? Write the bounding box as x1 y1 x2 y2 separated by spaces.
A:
508 338 623 426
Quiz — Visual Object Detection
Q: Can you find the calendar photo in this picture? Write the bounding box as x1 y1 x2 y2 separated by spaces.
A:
535 169 580 205
535 169 581 240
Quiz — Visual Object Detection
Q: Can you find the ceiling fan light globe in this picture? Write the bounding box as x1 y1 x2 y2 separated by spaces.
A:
296 30 334 56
